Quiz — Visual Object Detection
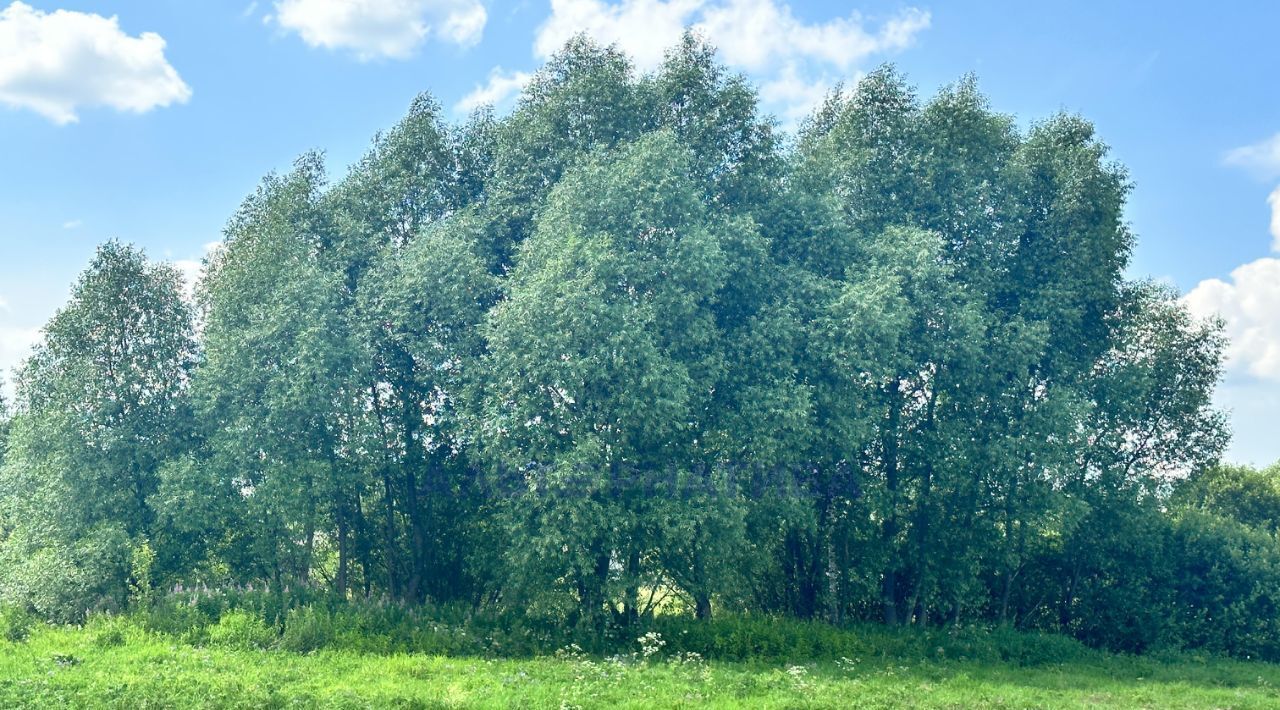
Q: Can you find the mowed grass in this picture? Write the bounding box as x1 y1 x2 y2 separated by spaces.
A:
1 624 1279 709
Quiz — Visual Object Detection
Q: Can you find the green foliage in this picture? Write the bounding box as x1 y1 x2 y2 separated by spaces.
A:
86 613 135 649
208 609 276 651
0 242 195 619
0 526 132 623
140 597 212 644
0 34 1256 667
1172 463 1280 532
0 604 33 642
127 539 156 608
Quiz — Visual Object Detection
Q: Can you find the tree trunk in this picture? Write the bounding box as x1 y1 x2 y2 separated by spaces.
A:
908 385 939 628
302 514 316 585
369 381 403 599
590 552 611 631
695 594 712 619
624 545 640 626
380 468 401 598
881 378 903 626
355 490 372 598
336 504 349 597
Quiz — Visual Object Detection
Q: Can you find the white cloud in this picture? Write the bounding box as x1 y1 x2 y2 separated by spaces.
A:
1225 133 1280 179
1183 250 1280 467
759 62 856 128
170 241 223 300
0 295 8 313
1199 139 1280 371
1195 136 1280 465
61 219 81 230
0 322 40 387
1185 257 1280 381
274 0 487 60
437 1 486 44
536 0 703 72
530 0 929 125
1269 185 1280 251
456 67 531 112
696 0 928 73
0 2 191 125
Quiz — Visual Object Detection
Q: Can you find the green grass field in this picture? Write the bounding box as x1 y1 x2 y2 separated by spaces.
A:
2 623 1279 709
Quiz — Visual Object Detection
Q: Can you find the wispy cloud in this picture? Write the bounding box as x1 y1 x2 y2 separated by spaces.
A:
1225 133 1280 179
518 0 929 125
456 67 532 113
272 0 487 60
0 322 40 386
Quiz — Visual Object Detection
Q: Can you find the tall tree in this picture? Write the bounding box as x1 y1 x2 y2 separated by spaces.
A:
483 131 747 628
196 154 361 588
0 242 195 617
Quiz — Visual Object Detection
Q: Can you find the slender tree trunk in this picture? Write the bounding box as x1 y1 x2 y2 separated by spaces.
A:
591 552 611 630
695 594 712 619
624 545 640 626
1060 565 1079 631
403 462 425 603
909 387 939 628
301 457 317 585
881 378 903 626
826 537 842 625
369 381 403 599
336 504 349 597
1000 469 1022 625
302 518 316 585
395 355 428 604
380 468 401 597
354 491 372 598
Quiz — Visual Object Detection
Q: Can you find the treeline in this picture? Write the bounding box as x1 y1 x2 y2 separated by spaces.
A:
0 35 1273 659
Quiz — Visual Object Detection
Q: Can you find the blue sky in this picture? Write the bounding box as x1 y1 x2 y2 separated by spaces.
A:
1 1 1278 463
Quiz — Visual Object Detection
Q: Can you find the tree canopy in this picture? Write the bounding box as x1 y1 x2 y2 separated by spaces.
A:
0 35 1261 660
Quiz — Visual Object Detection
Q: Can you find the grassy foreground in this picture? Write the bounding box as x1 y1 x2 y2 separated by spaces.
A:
1 624 1279 709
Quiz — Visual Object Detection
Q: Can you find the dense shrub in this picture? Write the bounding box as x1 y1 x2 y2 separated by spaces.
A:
0 527 132 623
0 604 33 642
650 615 1097 666
1166 511 1280 660
142 597 213 643
208 609 277 650
130 590 1105 667
87 613 140 649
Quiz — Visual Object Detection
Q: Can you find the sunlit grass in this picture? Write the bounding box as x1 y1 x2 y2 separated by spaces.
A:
1 622 1278 708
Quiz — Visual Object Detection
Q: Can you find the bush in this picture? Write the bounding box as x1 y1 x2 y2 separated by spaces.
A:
0 605 34 642
1165 511 1280 661
142 598 213 644
86 613 137 648
279 605 335 654
130 590 1105 666
0 527 133 623
977 625 1098 666
208 609 277 650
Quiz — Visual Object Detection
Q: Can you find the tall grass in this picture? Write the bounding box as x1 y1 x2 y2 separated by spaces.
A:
117 589 1118 667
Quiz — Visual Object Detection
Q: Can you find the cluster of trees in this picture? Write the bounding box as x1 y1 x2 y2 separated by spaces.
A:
0 35 1273 658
